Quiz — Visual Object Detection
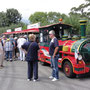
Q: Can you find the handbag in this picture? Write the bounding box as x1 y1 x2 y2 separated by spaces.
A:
24 42 33 54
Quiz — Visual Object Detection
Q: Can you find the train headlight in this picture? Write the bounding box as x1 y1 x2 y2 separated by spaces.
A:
77 55 82 60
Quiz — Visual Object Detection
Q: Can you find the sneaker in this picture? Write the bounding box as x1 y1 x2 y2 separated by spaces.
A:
33 79 37 82
49 76 54 79
10 59 13 62
27 79 31 81
52 78 58 81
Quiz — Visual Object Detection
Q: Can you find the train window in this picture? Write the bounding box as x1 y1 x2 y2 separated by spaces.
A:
54 29 61 39
40 33 43 42
40 29 50 43
43 30 49 43
52 26 62 39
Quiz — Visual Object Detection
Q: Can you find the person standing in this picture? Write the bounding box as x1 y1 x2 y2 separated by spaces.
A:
1 35 6 59
22 34 39 82
4 38 13 61
1 35 6 47
9 35 15 59
0 38 4 68
17 36 26 61
49 30 59 81
14 37 18 59
24 35 28 42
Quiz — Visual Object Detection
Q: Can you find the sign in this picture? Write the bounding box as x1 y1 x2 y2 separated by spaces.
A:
27 22 40 29
15 27 22 31
7 29 11 32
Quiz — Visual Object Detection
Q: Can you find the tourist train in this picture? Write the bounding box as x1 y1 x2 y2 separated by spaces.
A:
3 19 90 77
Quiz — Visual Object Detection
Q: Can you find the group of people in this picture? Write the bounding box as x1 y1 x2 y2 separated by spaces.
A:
0 35 28 62
0 30 59 82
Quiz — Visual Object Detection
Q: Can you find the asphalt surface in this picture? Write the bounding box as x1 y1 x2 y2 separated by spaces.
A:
0 60 90 90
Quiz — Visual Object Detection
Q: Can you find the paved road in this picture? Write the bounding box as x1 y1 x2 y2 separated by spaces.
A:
0 60 90 90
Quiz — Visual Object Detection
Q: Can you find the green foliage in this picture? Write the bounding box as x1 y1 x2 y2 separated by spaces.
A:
0 22 26 34
47 12 61 24
22 24 27 30
70 0 90 35
29 12 65 26
86 22 90 35
29 12 48 26
0 8 22 28
70 0 90 20
0 12 8 27
0 8 23 34
63 15 81 34
6 8 22 25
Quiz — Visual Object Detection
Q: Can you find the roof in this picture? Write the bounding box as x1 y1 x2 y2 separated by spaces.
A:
3 28 39 35
39 23 72 29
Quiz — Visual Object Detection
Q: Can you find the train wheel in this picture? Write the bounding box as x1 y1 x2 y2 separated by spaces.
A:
63 61 76 78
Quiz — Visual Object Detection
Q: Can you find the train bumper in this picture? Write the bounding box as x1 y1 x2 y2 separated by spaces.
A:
74 64 90 74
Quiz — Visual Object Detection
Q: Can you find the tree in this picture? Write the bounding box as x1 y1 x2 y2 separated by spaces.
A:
9 22 25 31
29 12 48 26
29 12 67 26
0 12 8 27
62 14 81 34
6 8 22 25
47 12 61 24
0 8 27 34
69 0 90 35
70 0 90 20
0 22 26 33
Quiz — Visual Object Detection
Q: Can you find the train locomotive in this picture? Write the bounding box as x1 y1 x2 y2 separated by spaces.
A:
38 20 90 78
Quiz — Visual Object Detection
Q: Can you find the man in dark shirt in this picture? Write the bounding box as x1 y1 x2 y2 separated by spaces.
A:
49 30 59 81
22 34 39 82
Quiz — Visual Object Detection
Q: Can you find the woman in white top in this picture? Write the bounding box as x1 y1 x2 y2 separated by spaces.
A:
17 36 26 61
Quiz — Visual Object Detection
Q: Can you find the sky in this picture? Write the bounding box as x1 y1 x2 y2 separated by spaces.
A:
0 0 85 24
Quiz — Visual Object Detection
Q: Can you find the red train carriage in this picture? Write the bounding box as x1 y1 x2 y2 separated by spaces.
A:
2 28 39 38
38 20 90 78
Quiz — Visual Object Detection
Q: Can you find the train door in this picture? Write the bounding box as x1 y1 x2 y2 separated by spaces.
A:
39 29 51 64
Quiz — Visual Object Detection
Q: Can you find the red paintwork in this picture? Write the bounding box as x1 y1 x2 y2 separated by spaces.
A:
58 40 77 52
3 28 39 35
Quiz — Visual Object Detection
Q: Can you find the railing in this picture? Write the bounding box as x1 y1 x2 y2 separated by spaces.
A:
59 51 74 56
